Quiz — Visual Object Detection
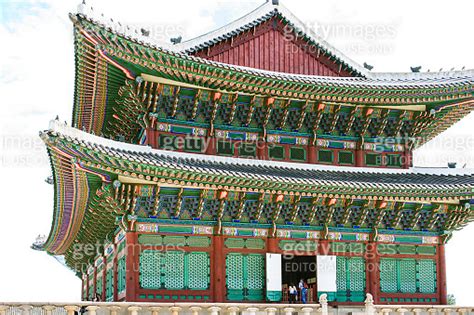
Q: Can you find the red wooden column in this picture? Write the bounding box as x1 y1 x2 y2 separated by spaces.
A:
85 272 90 301
438 244 448 304
113 244 118 301
403 149 413 168
213 234 226 302
355 140 364 167
146 128 156 148
206 135 216 155
267 236 279 253
318 239 330 255
308 143 317 164
366 240 380 303
101 255 107 301
125 232 139 301
93 266 97 300
257 139 268 160
81 277 85 301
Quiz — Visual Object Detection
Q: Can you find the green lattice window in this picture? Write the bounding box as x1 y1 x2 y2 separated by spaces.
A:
336 257 366 302
183 137 204 153
165 251 186 289
226 253 264 301
338 151 354 165
418 260 436 293
140 250 162 289
82 282 87 300
139 250 210 290
88 274 94 300
117 256 126 294
290 147 306 161
365 153 381 166
159 134 179 150
399 259 417 293
380 258 436 294
380 258 398 292
106 268 114 301
187 252 210 290
318 150 333 163
238 143 257 158
268 145 285 160
96 275 103 297
217 140 234 156
88 283 94 300
387 154 402 167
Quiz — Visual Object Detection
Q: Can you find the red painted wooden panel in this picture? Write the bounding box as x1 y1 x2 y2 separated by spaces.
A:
191 18 355 76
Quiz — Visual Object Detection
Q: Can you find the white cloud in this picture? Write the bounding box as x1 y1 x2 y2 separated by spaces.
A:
0 0 473 304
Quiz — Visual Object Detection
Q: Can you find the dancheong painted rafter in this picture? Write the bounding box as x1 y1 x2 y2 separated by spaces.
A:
36 0 474 305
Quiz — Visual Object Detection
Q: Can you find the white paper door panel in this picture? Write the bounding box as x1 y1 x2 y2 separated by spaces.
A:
316 255 337 292
266 253 282 291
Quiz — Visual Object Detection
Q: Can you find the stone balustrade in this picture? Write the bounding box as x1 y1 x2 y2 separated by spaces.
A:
365 294 474 315
0 302 323 315
1 294 473 315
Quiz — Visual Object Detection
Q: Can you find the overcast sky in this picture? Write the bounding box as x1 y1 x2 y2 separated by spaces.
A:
0 0 473 304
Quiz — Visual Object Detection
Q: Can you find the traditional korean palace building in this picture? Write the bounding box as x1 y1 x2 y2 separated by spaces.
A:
37 1 474 307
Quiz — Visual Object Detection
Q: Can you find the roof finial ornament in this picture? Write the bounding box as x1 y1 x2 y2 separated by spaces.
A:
170 36 182 44
272 0 279 5
363 62 374 71
140 28 150 37
45 176 54 185
410 66 421 73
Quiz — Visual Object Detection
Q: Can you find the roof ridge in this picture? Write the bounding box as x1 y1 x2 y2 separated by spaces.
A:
178 1 276 47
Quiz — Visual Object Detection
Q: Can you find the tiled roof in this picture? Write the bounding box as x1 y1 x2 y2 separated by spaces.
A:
46 120 474 191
